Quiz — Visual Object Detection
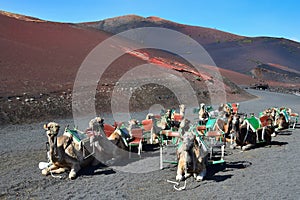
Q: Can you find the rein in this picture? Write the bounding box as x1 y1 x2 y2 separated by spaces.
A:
167 133 198 191
167 179 187 191
214 119 226 135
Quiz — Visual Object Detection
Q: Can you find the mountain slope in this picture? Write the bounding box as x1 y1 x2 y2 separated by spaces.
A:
0 11 255 124
0 11 111 96
82 15 300 87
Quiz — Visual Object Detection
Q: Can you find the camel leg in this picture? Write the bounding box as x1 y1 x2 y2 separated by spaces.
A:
193 158 207 181
242 144 255 151
176 161 184 181
230 142 237 149
42 164 59 176
42 164 68 175
42 164 70 176
51 167 69 174
184 172 191 179
195 169 206 181
69 163 81 179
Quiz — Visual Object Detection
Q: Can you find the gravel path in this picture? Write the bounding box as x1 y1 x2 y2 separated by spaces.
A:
0 89 299 200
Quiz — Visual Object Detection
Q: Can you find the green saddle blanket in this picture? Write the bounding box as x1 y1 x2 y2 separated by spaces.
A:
64 128 87 143
245 117 261 131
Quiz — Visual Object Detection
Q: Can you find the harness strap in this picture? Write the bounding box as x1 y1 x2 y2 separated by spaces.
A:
255 130 258 143
243 123 250 144
262 127 265 141
215 121 226 135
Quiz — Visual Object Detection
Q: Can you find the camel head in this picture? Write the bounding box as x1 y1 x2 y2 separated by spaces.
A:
128 119 139 126
200 103 205 110
164 109 172 118
218 103 231 115
179 104 186 113
43 122 60 138
179 118 190 134
263 108 272 116
88 117 104 132
128 119 139 130
199 103 206 115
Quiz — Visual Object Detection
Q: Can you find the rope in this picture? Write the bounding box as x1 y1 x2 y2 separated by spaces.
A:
215 120 226 135
49 169 64 179
166 179 187 191
45 152 64 179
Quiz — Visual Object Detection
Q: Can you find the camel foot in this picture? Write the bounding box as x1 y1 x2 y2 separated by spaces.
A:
242 144 254 151
271 133 277 137
176 174 183 181
194 169 206 181
184 173 191 179
41 168 50 176
68 169 77 179
230 143 237 149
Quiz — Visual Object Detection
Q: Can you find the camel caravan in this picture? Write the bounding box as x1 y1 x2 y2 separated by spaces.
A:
40 103 298 187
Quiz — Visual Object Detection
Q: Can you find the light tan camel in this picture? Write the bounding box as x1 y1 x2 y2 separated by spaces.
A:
87 117 128 163
176 131 207 182
42 122 94 179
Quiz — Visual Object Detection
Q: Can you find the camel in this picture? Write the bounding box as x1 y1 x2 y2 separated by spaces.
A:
275 109 290 130
149 115 168 143
170 105 186 130
218 103 232 117
106 119 139 150
233 116 276 151
198 103 210 125
176 131 207 182
262 107 290 131
171 104 185 120
42 122 95 179
179 104 186 117
86 117 128 163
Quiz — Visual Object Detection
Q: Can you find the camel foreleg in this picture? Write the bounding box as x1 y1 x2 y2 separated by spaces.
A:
176 159 185 181
42 164 69 176
242 144 255 151
69 163 81 179
194 169 206 181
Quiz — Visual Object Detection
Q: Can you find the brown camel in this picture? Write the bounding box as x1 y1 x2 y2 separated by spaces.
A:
42 122 94 179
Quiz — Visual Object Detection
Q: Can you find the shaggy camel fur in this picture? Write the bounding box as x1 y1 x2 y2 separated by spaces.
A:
176 131 207 182
42 122 94 179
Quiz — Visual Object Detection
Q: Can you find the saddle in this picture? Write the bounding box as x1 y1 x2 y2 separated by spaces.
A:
64 127 88 144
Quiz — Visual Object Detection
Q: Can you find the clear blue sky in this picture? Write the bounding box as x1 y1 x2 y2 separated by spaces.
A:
1 0 299 42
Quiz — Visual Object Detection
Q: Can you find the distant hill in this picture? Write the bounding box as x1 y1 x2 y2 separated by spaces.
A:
81 15 300 88
0 11 257 124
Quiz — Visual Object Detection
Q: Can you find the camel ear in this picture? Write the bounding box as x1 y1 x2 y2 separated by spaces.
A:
43 124 48 130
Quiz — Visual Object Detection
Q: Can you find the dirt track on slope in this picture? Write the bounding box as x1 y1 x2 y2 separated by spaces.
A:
0 89 299 200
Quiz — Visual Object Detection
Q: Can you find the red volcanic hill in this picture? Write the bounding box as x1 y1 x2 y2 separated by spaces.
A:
82 15 300 89
0 11 111 96
1 11 298 124
0 11 251 97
